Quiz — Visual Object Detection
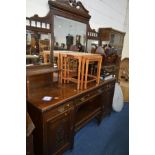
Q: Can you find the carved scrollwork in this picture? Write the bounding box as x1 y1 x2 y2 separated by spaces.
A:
69 0 81 9
48 0 91 20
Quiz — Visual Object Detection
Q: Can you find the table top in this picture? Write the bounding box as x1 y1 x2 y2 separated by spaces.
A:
27 78 115 112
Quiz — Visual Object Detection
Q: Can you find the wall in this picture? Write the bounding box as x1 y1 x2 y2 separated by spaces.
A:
122 0 129 59
26 0 129 58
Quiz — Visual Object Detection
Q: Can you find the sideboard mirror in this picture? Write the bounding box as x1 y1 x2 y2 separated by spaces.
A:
54 15 87 51
26 0 92 67
49 0 91 54
26 13 52 66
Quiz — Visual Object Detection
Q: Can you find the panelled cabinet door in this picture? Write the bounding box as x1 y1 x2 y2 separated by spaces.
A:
46 111 72 155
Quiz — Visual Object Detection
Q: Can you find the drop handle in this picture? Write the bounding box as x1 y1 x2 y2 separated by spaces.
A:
80 97 85 102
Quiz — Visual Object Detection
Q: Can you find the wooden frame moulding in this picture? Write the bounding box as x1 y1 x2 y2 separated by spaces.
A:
48 0 91 53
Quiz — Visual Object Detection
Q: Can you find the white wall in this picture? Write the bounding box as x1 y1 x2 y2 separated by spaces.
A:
122 0 129 59
26 0 129 58
26 0 49 17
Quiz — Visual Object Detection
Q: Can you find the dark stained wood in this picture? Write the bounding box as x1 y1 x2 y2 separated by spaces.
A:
26 2 117 155
27 70 116 155
26 11 53 65
87 23 99 40
100 80 116 116
26 65 59 76
48 0 91 53
48 0 91 23
26 0 94 65
98 27 125 49
26 134 34 155
26 64 59 98
98 27 125 81
26 12 51 33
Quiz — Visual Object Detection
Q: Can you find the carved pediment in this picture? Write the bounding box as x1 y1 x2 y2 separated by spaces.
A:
26 12 51 33
48 0 91 19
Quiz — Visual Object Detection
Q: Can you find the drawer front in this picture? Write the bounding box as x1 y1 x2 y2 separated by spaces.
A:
106 82 115 90
101 80 115 91
44 100 73 119
75 88 103 105
45 111 72 155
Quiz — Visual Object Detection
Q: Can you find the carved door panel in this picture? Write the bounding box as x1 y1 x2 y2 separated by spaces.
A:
46 111 72 155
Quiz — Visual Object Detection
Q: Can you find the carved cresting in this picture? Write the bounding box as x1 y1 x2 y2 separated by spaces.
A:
69 0 81 8
48 0 91 20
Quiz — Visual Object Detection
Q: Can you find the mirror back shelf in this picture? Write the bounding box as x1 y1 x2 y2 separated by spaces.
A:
26 12 54 66
26 12 51 33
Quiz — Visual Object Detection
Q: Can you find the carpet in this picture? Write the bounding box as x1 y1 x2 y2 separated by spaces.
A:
63 103 129 155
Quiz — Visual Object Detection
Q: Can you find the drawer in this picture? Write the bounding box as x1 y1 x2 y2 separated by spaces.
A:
44 100 73 119
100 81 115 92
107 83 115 89
75 89 103 105
105 82 115 90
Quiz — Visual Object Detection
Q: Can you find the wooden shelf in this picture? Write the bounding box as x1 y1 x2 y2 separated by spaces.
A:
26 66 59 76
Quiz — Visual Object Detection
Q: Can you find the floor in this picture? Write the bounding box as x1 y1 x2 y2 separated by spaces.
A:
63 103 129 155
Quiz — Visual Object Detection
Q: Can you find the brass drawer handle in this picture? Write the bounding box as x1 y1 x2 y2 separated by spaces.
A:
58 106 64 113
80 97 85 102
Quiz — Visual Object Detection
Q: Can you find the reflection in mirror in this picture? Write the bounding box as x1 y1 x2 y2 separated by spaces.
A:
42 23 46 28
87 40 99 53
54 15 86 52
37 22 41 28
26 19 30 26
46 24 50 29
26 30 51 65
101 41 110 46
31 21 36 27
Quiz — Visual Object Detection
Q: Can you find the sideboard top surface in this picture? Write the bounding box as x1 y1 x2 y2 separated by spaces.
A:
27 78 115 112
